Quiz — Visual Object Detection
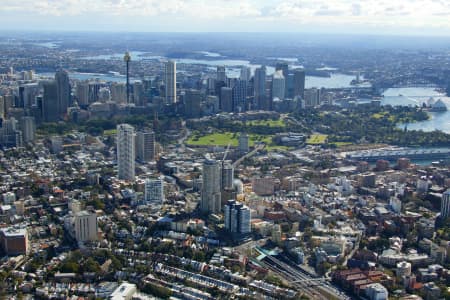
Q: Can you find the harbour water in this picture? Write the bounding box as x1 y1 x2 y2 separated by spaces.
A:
382 87 450 133
306 74 361 89
82 51 163 60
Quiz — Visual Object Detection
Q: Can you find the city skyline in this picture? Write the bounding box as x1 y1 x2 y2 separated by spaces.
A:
0 2 450 299
2 0 450 36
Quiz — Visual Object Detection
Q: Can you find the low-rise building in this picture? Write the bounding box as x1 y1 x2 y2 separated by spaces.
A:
365 283 388 300
0 227 28 255
109 282 137 300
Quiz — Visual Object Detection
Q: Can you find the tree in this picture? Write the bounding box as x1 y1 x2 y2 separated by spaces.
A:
141 283 172 299
193 251 205 262
83 257 101 274
265 274 283 286
367 237 389 252
60 261 79 273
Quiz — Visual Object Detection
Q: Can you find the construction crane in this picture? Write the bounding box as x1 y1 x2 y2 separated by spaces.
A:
222 142 231 162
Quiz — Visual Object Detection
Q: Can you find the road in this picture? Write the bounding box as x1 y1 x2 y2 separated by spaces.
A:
342 231 362 267
232 143 265 168
177 128 191 152
178 128 190 144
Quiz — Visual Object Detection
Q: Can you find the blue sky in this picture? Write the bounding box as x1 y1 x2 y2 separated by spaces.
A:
2 0 450 35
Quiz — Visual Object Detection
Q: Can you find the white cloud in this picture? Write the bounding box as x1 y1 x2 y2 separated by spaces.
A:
2 0 450 32
269 0 450 29
0 0 261 18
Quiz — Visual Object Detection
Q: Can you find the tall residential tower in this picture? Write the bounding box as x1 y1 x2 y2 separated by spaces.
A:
136 129 155 162
144 177 164 204
201 159 222 214
224 200 251 234
164 61 177 104
117 124 135 181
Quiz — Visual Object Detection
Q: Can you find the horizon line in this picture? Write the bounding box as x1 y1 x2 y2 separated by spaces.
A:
1 30 450 39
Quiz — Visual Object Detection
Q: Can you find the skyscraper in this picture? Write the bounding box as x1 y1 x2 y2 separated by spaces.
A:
240 66 251 82
286 73 295 99
220 87 233 112
110 82 127 104
304 88 321 108
217 66 227 83
294 69 306 98
275 62 289 99
164 61 177 104
117 124 135 181
55 70 70 115
76 81 89 106
184 89 202 118
232 80 247 112
0 96 5 119
254 66 267 109
20 116 35 143
224 200 251 234
441 190 450 219
201 159 222 214
88 81 103 103
275 61 290 100
42 81 59 122
0 117 22 148
238 133 249 154
133 81 145 106
144 177 164 204
276 62 289 78
222 162 234 190
136 129 155 162
207 78 216 95
18 83 39 108
2 95 13 119
272 70 286 100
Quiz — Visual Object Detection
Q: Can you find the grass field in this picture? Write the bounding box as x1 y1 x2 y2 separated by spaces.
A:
246 118 286 127
371 112 387 119
306 134 328 145
186 132 290 150
104 129 117 135
187 132 239 147
372 112 395 122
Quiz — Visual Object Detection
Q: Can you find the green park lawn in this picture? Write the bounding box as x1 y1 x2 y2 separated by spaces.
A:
104 129 117 135
306 134 328 145
187 132 239 146
187 132 289 150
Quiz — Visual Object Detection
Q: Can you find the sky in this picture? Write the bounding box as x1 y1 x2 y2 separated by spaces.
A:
2 0 450 35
